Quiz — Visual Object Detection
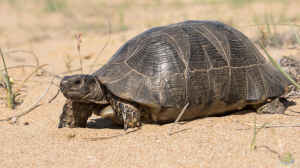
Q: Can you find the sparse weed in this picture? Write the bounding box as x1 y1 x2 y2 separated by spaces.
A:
3 0 17 6
170 0 184 8
44 0 66 13
253 13 300 48
193 0 288 7
295 30 300 46
119 10 129 32
0 49 15 109
259 42 300 89
193 0 254 6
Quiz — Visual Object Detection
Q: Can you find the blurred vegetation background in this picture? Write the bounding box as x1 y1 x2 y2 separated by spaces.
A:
0 0 299 45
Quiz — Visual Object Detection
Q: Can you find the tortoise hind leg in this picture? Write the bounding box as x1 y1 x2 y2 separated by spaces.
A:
256 97 290 114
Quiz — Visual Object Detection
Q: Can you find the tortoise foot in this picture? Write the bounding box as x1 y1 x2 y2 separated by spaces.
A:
257 97 291 114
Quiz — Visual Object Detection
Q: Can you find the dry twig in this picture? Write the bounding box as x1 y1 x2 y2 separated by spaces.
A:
75 33 83 73
0 77 54 122
6 49 40 66
15 64 48 93
48 88 60 103
0 64 61 79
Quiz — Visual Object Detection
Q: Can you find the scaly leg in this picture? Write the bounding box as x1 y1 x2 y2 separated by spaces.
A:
58 100 103 128
110 99 141 130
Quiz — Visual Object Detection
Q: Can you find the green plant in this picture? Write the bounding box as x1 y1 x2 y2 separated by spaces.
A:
45 0 66 13
250 115 268 150
0 49 15 109
118 10 128 32
258 42 300 89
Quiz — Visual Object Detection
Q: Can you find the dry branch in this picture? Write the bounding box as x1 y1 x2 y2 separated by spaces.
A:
48 88 60 103
6 49 40 66
75 33 83 73
15 64 48 93
0 77 54 122
0 64 62 79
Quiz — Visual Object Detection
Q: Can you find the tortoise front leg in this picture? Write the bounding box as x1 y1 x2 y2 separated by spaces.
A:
110 99 141 130
58 100 90 128
58 100 102 128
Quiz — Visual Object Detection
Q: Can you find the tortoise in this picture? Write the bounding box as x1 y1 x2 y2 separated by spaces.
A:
58 20 291 129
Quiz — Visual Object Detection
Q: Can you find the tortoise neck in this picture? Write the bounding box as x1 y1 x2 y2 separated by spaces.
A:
87 76 108 104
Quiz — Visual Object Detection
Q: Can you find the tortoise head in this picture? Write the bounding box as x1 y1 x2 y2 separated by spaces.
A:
60 74 105 103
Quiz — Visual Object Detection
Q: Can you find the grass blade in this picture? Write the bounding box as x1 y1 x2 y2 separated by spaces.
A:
258 43 300 90
294 30 300 46
0 48 15 109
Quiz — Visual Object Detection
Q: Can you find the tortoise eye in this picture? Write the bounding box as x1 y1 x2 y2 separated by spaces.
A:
74 79 81 85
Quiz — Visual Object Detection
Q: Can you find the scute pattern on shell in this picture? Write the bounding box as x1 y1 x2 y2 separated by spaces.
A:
93 20 289 111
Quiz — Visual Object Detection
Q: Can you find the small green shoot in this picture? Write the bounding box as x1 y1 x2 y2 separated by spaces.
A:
0 48 15 109
250 115 268 151
279 152 295 165
119 11 128 31
45 0 66 13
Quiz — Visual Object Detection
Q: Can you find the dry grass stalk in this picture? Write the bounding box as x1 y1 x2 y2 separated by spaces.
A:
63 54 73 73
6 49 40 66
0 64 61 79
15 64 48 93
75 33 83 73
250 115 268 151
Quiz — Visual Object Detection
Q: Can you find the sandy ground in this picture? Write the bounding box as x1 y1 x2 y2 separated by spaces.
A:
0 1 300 168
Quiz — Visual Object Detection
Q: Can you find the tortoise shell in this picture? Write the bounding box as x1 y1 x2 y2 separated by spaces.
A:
93 20 289 111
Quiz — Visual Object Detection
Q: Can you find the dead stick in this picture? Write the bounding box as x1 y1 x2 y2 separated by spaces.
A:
0 64 62 79
0 77 54 122
48 88 60 103
168 102 190 136
237 123 300 130
15 64 48 93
